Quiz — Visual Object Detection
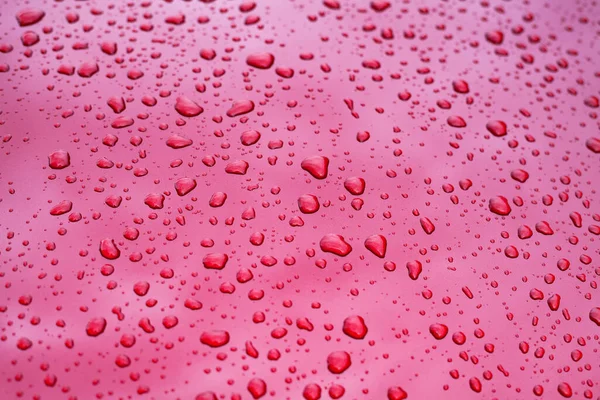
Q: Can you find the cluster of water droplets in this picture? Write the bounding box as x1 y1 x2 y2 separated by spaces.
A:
0 0 599 399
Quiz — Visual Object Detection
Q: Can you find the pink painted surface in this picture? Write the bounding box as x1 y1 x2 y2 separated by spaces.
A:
1 0 599 399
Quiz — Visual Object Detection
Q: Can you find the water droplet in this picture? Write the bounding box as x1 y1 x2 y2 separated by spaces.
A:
302 383 322 400
174 178 197 196
144 193 165 209
419 217 435 235
586 137 600 153
510 169 529 182
429 323 449 340
240 130 261 146
344 176 366 195
48 150 70 169
485 30 504 45
298 194 320 214
166 134 193 149
447 115 467 128
246 52 275 69
364 234 387 258
452 80 469 94
387 386 408 400
406 260 423 280
203 253 228 270
99 238 120 260
86 317 107 337
486 120 507 137
77 62 99 78
557 382 572 398
49 200 73 216
489 196 511 216
226 100 255 117
16 337 33 350
16 9 45 27
175 96 203 117
326 351 352 374
342 315 368 339
225 160 249 175
320 234 352 256
590 307 600 326
301 156 330 179
247 378 267 399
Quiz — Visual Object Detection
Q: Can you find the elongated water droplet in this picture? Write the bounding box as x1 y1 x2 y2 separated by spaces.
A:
320 234 352 256
246 52 275 69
